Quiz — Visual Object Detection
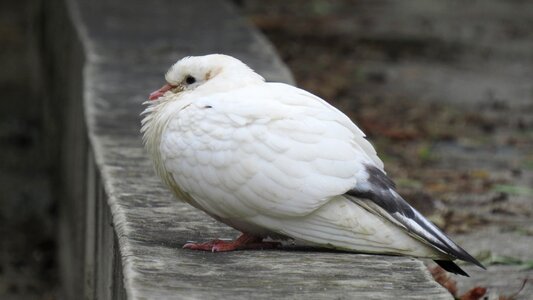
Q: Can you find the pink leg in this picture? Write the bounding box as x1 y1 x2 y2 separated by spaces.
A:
183 233 281 252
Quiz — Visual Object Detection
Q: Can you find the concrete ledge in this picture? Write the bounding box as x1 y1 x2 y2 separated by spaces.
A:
45 0 451 298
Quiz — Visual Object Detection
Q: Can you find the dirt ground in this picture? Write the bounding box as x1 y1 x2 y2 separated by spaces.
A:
242 1 532 299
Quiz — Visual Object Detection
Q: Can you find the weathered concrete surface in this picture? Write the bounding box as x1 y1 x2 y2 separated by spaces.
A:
54 0 453 298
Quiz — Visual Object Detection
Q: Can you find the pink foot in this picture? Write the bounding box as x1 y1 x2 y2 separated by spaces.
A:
183 233 281 252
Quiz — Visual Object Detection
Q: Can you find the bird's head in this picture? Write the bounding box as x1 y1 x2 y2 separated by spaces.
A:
148 54 264 101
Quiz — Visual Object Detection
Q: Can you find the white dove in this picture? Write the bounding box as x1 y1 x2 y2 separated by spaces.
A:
142 54 484 276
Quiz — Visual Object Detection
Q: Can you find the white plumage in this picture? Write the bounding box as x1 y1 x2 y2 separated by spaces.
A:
142 54 483 275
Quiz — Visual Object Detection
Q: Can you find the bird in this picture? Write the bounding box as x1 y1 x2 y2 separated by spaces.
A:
141 54 484 276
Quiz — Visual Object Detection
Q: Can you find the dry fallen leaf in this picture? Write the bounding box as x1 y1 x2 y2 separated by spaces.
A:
358 116 420 141
430 265 458 297
459 286 487 300
430 265 487 300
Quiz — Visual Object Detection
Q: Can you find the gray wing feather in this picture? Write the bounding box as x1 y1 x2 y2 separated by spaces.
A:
346 164 484 269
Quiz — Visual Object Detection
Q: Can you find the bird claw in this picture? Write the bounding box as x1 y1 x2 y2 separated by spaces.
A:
182 234 281 252
182 239 231 252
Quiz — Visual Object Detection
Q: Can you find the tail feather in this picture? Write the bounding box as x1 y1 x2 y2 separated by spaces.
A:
347 165 486 272
434 260 469 277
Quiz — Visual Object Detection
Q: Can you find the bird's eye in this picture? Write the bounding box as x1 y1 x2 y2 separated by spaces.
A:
185 75 196 85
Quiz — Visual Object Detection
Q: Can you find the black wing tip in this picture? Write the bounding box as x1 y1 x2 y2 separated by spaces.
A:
448 247 486 271
464 257 486 270
434 260 470 277
351 165 488 273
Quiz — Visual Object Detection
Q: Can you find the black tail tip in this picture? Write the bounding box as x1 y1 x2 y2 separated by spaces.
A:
434 260 470 277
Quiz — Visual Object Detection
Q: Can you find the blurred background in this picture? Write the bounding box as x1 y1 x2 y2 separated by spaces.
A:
0 0 57 299
244 2 533 297
1 0 532 299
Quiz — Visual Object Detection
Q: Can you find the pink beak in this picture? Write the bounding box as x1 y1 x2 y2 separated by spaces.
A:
149 83 173 101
